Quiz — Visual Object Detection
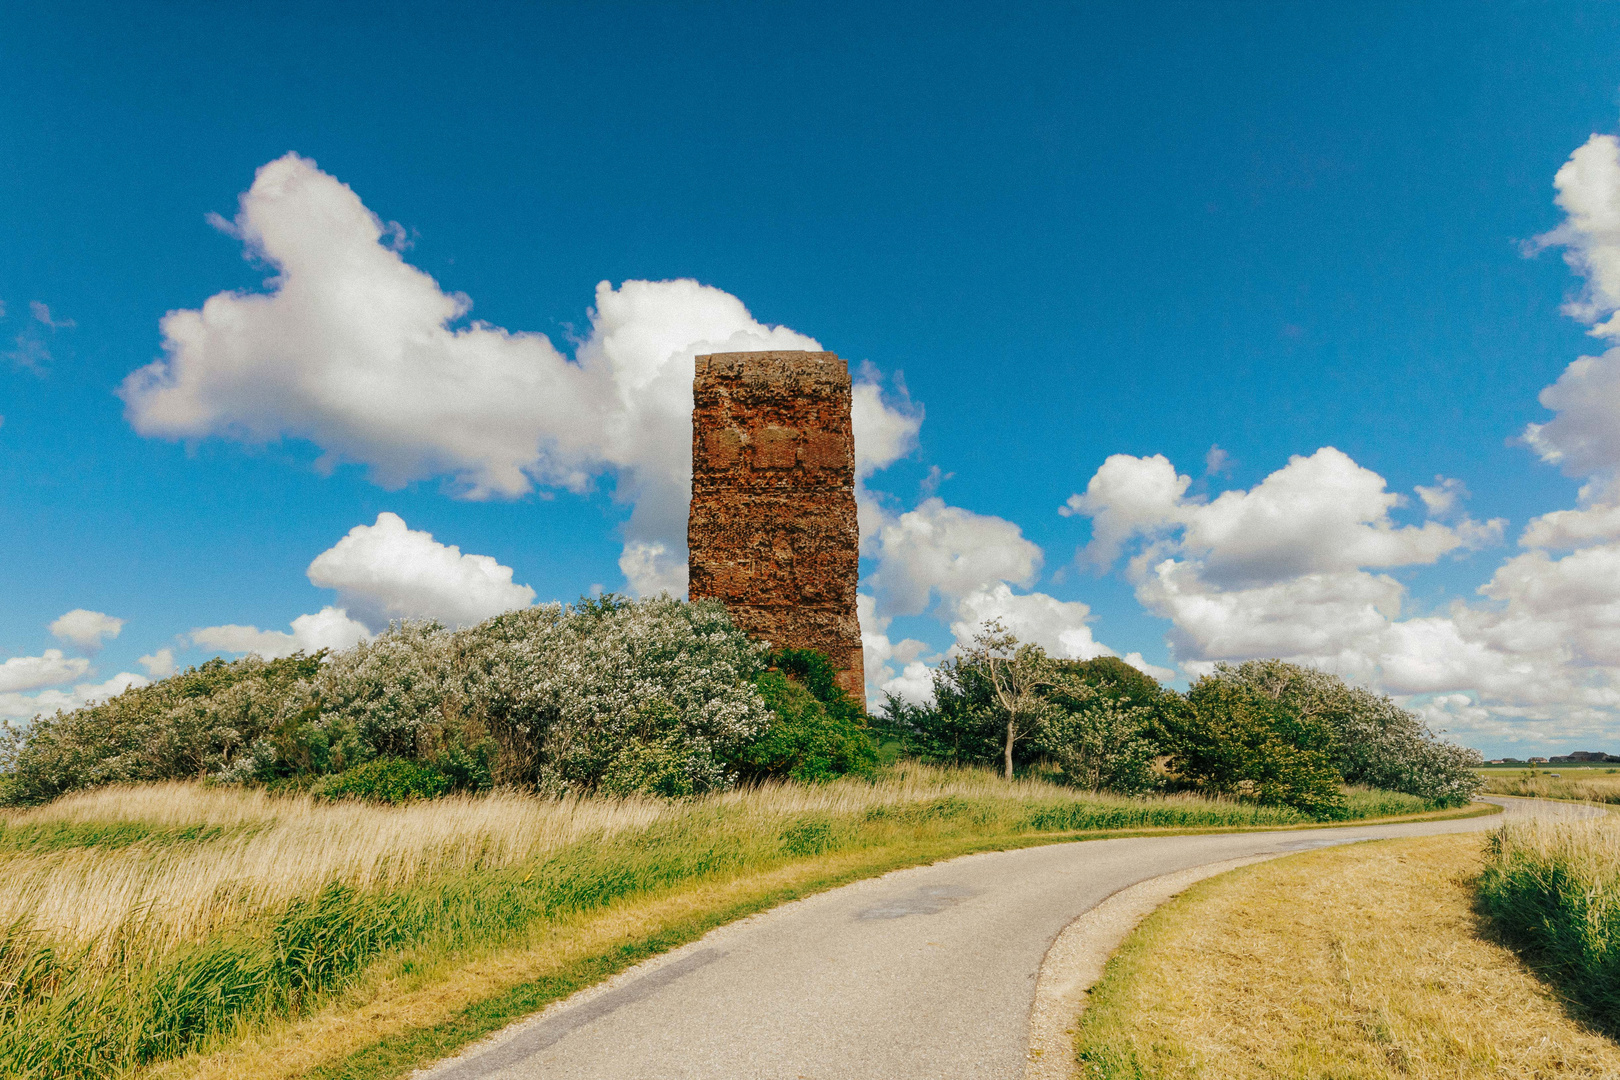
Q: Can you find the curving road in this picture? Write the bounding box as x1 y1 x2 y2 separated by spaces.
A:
420 799 1580 1080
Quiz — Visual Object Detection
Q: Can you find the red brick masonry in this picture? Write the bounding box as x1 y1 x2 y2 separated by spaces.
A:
688 350 864 698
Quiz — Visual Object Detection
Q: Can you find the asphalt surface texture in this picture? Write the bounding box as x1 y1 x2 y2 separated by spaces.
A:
419 798 1579 1080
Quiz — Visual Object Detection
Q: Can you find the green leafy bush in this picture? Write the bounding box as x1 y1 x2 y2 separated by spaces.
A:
876 657 1005 768
1035 693 1160 796
741 669 876 783
1478 818 1620 1030
314 759 451 804
876 644 1172 790
1164 677 1347 819
1206 659 1482 806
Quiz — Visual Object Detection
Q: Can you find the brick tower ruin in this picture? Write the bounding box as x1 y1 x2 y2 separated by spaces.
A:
687 351 865 698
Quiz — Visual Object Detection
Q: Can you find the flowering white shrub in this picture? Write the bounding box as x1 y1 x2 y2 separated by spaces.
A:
4 596 773 804
1209 659 1482 805
1 654 324 804
453 596 771 794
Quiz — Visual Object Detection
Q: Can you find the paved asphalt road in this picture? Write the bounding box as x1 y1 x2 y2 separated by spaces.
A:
422 799 1576 1080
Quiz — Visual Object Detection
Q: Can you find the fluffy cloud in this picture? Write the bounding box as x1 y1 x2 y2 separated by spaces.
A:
851 374 923 479
138 648 178 678
49 609 124 651
948 583 1111 661
1531 133 1620 337
0 671 149 721
1522 134 1620 482
857 593 936 705
0 649 90 693
864 497 1043 617
1067 449 1514 688
119 154 930 597
1066 438 1620 743
306 512 535 629
1066 448 1495 587
190 606 371 660
188 513 535 658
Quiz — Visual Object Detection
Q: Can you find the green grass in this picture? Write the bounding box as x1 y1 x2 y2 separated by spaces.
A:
0 771 1482 1080
1477 815 1620 1030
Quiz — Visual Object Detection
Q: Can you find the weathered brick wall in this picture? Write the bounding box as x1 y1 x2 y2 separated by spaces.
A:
687 350 864 698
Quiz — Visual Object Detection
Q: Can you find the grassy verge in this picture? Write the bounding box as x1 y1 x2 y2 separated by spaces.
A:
1478 814 1620 1031
1479 770 1620 804
1074 832 1620 1079
0 769 1479 1079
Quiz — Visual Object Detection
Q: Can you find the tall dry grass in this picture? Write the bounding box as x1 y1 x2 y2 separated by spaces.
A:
1478 812 1620 1027
0 765 1319 957
0 766 1434 1078
1478 769 1620 804
0 783 667 955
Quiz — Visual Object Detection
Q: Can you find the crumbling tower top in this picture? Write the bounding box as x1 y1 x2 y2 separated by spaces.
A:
687 350 864 698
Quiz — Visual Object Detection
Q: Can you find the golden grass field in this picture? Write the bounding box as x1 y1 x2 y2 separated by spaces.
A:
1073 829 1620 1079
11 766 1449 1079
1479 768 1620 805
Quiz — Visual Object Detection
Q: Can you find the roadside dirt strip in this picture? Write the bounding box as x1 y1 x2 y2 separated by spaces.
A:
415 799 1578 1080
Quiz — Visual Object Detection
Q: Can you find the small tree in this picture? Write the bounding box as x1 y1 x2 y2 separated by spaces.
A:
1036 679 1161 795
960 620 1059 781
1164 676 1347 819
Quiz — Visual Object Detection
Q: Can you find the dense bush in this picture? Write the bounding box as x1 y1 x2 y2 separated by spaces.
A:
1479 818 1620 1029
1205 659 1481 806
738 650 877 783
877 657 1004 768
444 596 771 796
877 648 1170 792
1035 693 1160 796
1164 677 1347 819
315 758 451 804
1 597 776 804
0 653 325 806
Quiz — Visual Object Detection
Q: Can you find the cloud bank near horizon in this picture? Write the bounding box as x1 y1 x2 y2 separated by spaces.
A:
1053 126 1620 752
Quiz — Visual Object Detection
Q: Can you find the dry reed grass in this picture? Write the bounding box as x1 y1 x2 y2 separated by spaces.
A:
1074 832 1620 1078
0 764 1201 956
0 783 667 955
1480 769 1620 805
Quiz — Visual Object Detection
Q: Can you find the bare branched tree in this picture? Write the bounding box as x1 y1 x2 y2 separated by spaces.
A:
961 619 1058 780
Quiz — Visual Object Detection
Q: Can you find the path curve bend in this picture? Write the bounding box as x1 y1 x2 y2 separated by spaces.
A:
419 798 1582 1080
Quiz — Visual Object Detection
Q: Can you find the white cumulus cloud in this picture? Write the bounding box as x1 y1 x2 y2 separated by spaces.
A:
864 497 1043 617
138 648 177 678
1067 448 1496 588
947 583 1112 661
190 606 371 660
0 649 90 693
0 671 148 721
306 512 535 629
49 609 124 651
118 153 930 597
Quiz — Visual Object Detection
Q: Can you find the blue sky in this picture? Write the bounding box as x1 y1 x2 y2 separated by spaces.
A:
5 1 1620 757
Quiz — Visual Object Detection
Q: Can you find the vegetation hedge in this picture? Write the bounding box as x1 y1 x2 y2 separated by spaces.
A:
0 596 1478 815
1478 817 1620 1030
0 597 773 805
880 649 1479 818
